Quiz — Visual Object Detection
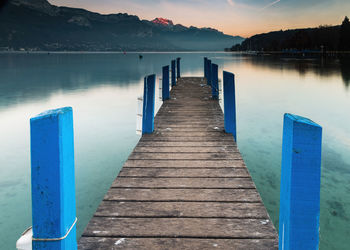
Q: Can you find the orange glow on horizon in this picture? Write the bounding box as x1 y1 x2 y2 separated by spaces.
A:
48 0 350 38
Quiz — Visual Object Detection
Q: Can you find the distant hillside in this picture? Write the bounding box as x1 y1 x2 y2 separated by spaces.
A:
229 17 350 52
0 0 244 51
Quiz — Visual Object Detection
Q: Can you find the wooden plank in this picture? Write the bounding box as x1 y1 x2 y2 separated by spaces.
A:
153 123 225 127
133 146 238 153
154 119 224 122
123 159 246 168
78 238 278 250
155 116 225 120
136 141 237 147
104 188 262 202
119 168 249 178
139 137 233 142
156 111 223 114
155 124 224 128
82 217 277 239
154 127 226 132
112 177 254 189
161 106 220 109
157 112 224 115
128 152 242 160
95 201 268 218
143 132 232 137
156 109 222 113
154 123 225 127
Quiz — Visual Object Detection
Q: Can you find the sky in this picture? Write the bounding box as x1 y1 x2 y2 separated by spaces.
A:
49 0 350 37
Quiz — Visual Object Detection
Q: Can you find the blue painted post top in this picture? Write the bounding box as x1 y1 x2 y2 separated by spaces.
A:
176 57 181 79
204 57 208 78
30 107 77 249
207 59 212 86
211 63 219 100
223 71 237 141
162 65 170 101
171 60 176 87
142 74 156 134
279 113 322 250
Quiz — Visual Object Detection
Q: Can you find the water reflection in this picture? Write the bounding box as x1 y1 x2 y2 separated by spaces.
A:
339 56 350 87
0 53 212 109
229 54 350 87
1 53 348 111
0 52 349 250
0 53 150 107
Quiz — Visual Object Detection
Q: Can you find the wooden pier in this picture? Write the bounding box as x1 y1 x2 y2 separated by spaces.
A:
23 58 322 250
78 77 278 249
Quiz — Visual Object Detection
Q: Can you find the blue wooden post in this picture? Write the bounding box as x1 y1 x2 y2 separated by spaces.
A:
223 71 236 141
142 74 156 134
211 63 219 100
207 59 212 86
176 57 181 79
171 60 176 87
30 107 77 250
279 114 322 250
162 65 170 101
204 57 208 78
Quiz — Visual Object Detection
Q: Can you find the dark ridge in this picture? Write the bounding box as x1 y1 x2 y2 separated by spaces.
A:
0 0 244 51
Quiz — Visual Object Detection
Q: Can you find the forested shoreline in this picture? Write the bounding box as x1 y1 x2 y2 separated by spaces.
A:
229 17 350 52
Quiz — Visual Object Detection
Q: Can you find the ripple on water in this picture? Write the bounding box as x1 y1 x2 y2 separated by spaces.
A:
326 200 349 220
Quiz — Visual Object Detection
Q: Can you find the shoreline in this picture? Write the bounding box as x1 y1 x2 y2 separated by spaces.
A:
0 51 237 54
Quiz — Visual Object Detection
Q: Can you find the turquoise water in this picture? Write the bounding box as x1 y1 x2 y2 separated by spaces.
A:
0 52 349 249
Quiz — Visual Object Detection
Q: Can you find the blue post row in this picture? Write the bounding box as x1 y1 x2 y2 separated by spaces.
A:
176 57 181 79
142 74 156 134
223 71 237 141
279 114 322 250
207 59 212 86
30 107 77 250
162 65 170 101
211 63 219 100
171 60 176 87
204 57 208 78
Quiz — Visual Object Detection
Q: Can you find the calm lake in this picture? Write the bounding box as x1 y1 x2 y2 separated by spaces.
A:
0 52 349 250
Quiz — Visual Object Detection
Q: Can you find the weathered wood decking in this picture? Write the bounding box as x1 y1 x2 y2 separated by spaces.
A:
78 77 278 249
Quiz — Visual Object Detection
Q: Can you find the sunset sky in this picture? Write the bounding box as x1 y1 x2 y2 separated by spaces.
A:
49 0 349 37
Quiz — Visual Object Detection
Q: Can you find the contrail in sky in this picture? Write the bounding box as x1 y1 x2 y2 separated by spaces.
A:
227 0 235 7
260 0 281 11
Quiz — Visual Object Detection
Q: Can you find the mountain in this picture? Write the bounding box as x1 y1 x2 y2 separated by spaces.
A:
151 18 174 27
0 0 244 51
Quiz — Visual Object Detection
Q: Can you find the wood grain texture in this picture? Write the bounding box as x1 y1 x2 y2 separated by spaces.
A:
132 146 238 153
123 159 246 168
118 168 249 178
112 177 255 189
95 201 268 218
136 141 237 147
79 238 278 250
79 77 278 249
82 217 277 238
103 188 263 202
128 152 242 160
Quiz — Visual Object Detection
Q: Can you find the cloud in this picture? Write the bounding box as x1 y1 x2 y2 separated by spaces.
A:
260 0 280 11
227 0 234 7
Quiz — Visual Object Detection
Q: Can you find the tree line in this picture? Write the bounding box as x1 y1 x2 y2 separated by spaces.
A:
229 17 350 52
